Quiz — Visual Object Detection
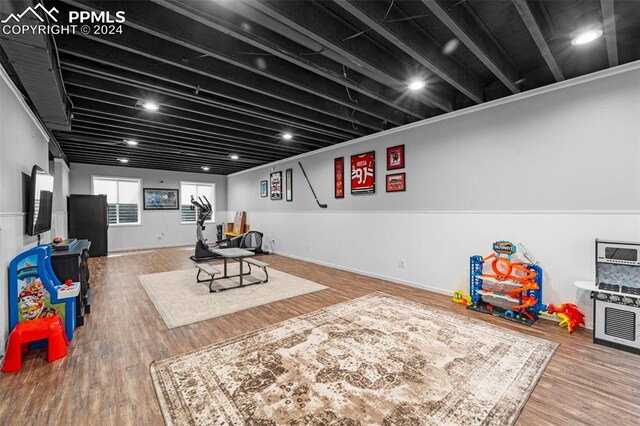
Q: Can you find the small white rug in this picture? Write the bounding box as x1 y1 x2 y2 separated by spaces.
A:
138 263 328 328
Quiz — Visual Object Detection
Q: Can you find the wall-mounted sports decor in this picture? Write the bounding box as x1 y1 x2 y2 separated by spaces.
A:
260 180 268 198
386 173 406 192
351 151 375 195
143 188 179 210
334 157 345 199
285 168 293 202
270 171 283 200
387 144 405 170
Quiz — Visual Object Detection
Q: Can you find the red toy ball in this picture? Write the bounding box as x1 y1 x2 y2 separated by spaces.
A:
65 279 73 287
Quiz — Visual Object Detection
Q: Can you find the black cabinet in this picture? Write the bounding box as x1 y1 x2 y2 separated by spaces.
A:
51 239 92 326
68 194 108 257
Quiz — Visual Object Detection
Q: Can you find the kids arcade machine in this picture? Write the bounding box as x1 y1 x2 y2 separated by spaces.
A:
8 245 80 347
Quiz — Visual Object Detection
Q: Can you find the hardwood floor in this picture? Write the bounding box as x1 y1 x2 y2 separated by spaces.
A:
1 246 638 425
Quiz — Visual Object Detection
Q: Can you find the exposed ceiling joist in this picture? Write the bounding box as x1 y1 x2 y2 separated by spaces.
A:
600 0 619 67
55 34 382 133
164 0 451 113
333 0 485 104
60 149 241 174
62 74 338 147
70 108 308 158
512 0 564 81
59 0 404 129
67 121 300 160
420 0 521 94
60 60 354 140
149 0 429 121
56 135 262 167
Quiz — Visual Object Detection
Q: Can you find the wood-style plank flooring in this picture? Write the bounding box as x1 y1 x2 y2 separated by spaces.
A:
1 246 638 425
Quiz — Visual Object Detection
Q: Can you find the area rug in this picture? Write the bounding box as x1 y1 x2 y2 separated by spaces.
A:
150 292 558 425
138 264 328 328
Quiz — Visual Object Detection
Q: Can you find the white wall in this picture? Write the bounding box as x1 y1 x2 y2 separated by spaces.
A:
228 63 640 328
0 66 52 356
69 163 228 251
50 158 70 240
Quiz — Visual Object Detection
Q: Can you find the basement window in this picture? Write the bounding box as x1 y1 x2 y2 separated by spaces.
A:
180 182 215 224
92 176 141 226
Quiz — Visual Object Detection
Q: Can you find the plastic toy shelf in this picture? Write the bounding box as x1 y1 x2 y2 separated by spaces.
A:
476 290 519 303
478 275 523 287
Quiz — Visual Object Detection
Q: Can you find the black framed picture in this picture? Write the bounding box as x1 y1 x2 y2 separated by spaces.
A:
285 168 293 202
260 180 268 198
270 171 283 200
143 188 179 210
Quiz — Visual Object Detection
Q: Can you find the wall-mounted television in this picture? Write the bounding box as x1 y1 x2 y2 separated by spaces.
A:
27 165 54 236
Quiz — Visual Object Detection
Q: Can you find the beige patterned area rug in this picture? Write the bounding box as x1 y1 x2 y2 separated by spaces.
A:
150 292 558 425
138 264 327 329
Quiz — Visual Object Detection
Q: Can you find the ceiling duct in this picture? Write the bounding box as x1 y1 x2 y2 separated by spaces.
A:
0 0 71 131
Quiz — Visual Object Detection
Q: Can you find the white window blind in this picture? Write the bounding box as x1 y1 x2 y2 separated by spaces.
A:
180 182 215 223
92 177 141 225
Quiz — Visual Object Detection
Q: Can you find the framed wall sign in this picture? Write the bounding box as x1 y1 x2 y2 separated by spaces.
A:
260 180 268 198
387 144 405 170
351 151 375 195
143 188 179 210
270 171 283 200
285 168 293 201
386 173 406 192
334 157 345 199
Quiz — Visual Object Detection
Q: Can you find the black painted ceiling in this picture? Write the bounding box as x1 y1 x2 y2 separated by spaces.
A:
42 0 640 174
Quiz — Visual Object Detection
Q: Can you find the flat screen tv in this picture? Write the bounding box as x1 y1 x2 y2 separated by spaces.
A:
27 165 54 236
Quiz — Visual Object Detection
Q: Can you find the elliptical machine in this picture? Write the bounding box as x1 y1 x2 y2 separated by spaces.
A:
190 195 218 262
189 195 267 262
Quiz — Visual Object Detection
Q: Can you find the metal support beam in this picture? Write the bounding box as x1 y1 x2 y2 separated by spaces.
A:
512 0 564 81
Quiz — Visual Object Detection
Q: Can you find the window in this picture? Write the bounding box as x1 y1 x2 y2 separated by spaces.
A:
92 177 141 225
180 182 215 224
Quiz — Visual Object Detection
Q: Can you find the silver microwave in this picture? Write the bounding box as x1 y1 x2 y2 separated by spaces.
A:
597 240 640 266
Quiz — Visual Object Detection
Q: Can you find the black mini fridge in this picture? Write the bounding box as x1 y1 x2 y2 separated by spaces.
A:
68 194 109 256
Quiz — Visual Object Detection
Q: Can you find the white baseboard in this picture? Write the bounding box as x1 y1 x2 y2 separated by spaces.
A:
107 243 193 253
276 250 590 330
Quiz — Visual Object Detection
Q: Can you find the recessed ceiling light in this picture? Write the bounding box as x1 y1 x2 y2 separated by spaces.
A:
142 101 159 111
124 139 138 146
229 154 239 160
201 166 210 171
118 158 129 164
408 80 426 91
282 133 293 140
571 29 603 45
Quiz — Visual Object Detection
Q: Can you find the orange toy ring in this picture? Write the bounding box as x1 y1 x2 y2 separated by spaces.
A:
491 257 512 278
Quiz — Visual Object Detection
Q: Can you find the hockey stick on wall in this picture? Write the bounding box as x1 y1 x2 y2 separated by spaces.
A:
298 161 328 209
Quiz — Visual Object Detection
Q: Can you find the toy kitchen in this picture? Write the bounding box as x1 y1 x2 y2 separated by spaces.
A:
575 239 640 354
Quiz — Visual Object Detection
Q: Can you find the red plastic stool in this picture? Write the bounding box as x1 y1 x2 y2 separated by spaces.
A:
2 315 69 373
